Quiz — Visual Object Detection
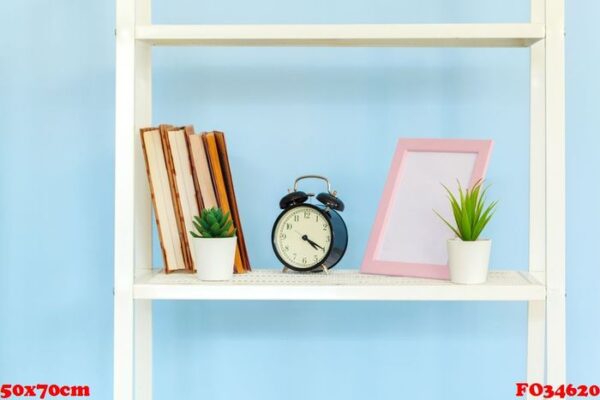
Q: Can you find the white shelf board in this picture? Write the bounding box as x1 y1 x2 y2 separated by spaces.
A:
135 24 545 47
133 269 545 301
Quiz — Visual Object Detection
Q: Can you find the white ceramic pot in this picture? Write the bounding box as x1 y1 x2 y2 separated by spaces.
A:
192 236 237 281
447 239 491 284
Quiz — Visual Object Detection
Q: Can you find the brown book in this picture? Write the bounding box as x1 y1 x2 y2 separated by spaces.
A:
187 129 218 210
140 127 186 272
214 131 251 271
202 132 246 274
160 124 194 272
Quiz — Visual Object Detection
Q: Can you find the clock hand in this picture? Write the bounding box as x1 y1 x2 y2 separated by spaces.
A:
301 234 325 251
301 234 319 250
309 240 325 251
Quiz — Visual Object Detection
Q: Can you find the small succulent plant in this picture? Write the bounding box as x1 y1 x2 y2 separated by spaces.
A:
435 180 497 241
190 207 236 238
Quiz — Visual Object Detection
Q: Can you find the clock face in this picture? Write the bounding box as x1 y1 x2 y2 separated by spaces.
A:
273 205 333 270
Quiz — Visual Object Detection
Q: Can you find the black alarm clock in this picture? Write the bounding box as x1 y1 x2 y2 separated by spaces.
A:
272 175 348 272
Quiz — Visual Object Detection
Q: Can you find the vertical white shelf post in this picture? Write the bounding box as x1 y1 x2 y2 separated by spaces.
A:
115 0 153 399
527 0 547 391
133 0 153 398
544 0 566 386
114 0 135 397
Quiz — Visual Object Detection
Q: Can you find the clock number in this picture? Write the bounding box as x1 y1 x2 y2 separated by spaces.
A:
279 233 286 240
285 223 292 230
313 255 318 262
325 235 330 243
284 245 289 251
304 211 310 219
292 253 297 260
302 257 307 264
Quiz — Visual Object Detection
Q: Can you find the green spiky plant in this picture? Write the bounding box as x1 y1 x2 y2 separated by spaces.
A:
434 180 497 241
190 207 236 238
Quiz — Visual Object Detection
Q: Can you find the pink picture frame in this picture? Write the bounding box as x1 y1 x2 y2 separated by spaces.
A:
360 138 493 280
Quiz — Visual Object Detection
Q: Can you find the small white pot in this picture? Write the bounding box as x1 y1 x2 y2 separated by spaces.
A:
192 236 237 281
447 239 491 284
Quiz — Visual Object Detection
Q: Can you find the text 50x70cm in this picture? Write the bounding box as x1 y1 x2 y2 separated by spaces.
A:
1 384 90 399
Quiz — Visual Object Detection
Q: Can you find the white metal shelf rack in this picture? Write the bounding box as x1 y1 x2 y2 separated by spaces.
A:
114 0 565 398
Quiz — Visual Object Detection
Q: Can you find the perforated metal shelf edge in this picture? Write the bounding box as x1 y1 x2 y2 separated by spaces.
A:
133 269 545 301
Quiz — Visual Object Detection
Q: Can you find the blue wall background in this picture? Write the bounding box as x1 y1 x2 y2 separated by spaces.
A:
0 1 597 399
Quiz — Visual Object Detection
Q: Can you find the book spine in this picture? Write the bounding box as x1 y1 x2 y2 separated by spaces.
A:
184 126 205 212
215 131 251 272
140 128 169 271
160 125 194 273
202 132 245 274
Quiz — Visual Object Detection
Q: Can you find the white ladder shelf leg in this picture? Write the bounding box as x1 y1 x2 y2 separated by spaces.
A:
545 0 567 386
115 0 153 398
528 0 547 393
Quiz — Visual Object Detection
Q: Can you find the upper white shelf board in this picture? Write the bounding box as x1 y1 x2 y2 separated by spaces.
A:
135 24 545 47
134 269 545 301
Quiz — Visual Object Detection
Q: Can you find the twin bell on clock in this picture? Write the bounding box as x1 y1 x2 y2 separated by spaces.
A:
271 175 348 273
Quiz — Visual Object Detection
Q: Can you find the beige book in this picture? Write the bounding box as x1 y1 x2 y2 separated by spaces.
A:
166 126 200 270
159 125 194 272
140 128 186 272
188 133 218 210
